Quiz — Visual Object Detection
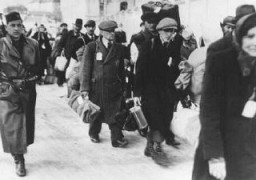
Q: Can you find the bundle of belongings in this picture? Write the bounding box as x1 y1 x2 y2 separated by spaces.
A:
141 1 181 27
68 90 100 123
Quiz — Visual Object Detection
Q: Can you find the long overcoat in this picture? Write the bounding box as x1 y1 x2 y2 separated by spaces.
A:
134 36 181 138
0 35 40 154
80 38 126 124
192 47 256 180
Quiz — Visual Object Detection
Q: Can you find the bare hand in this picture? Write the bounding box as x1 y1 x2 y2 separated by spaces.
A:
81 91 89 99
133 97 141 106
208 158 226 180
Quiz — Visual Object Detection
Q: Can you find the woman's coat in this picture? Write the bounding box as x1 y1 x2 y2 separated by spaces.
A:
192 47 256 180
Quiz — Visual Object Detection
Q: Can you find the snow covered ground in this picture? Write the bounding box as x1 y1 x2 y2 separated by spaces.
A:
0 84 196 180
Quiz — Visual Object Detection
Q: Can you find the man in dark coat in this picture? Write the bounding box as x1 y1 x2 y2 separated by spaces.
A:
80 20 128 148
192 13 256 180
207 4 255 57
56 18 84 86
128 13 159 137
134 17 181 165
0 12 40 177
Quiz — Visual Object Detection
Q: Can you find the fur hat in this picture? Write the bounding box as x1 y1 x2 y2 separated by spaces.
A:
5 11 22 24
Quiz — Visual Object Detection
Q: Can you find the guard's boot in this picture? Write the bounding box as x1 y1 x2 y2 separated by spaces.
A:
12 154 26 177
151 143 169 167
144 141 154 157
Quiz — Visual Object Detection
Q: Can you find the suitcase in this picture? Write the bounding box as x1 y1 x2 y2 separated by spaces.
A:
141 1 181 26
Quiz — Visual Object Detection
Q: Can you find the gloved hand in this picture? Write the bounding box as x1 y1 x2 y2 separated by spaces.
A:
208 157 226 180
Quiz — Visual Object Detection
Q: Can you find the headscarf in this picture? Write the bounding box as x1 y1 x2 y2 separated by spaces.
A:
235 13 256 77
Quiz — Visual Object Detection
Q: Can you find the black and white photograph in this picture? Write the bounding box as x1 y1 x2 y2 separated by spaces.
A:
0 0 256 179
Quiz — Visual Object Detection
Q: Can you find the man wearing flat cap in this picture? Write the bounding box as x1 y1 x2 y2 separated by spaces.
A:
134 17 182 165
0 11 40 177
56 18 84 86
208 4 255 57
80 20 129 148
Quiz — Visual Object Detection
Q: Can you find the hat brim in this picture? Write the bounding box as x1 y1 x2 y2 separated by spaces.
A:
84 24 95 27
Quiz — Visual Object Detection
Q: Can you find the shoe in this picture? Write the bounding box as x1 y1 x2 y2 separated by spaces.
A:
151 143 169 167
16 160 26 177
112 138 128 148
165 137 180 148
144 141 154 157
90 135 100 143
12 154 26 177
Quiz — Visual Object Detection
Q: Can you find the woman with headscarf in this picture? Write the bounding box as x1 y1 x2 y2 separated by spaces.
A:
192 13 256 180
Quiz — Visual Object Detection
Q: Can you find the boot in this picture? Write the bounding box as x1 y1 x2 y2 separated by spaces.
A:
144 141 154 157
12 154 26 177
151 143 169 167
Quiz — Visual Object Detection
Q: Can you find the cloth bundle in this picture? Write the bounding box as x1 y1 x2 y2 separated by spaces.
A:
68 90 100 123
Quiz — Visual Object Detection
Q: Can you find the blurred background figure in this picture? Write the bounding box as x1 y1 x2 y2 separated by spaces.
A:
50 23 68 68
220 16 235 36
115 23 127 45
180 26 198 61
32 24 52 84
0 13 7 38
55 18 83 87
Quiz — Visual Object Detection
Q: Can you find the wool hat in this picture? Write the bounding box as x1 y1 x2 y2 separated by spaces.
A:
74 18 83 27
98 20 117 32
156 17 177 31
84 20 96 27
5 11 22 24
235 13 256 45
235 4 255 23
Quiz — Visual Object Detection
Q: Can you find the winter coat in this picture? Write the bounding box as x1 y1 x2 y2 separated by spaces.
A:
0 35 40 154
192 47 256 180
207 32 233 57
57 30 83 63
134 36 181 137
80 37 126 124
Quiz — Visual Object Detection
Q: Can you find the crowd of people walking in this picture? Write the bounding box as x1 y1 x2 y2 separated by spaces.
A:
0 1 256 180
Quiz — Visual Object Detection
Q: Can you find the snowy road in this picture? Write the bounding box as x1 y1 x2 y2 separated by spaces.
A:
0 84 195 180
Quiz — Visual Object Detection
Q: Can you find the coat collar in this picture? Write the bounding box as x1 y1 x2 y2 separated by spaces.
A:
4 34 27 58
96 37 119 64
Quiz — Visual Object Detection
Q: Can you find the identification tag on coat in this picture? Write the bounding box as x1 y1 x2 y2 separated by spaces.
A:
96 52 103 61
167 57 173 67
242 100 256 118
77 96 84 105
